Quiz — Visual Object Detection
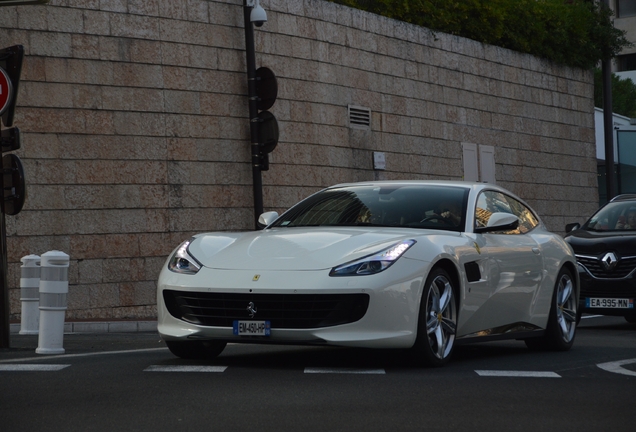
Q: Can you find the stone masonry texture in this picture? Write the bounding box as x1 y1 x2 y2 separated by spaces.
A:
1 0 598 320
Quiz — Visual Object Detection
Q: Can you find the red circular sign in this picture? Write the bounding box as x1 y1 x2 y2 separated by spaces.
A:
0 67 13 116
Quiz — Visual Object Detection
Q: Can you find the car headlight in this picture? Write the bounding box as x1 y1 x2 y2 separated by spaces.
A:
329 240 416 276
168 239 202 275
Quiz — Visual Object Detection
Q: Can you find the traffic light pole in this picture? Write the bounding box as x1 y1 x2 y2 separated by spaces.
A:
602 58 616 201
601 0 615 202
0 45 27 348
0 209 8 348
243 2 264 229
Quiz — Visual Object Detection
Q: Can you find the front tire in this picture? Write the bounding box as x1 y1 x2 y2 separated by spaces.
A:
165 340 227 360
525 267 577 351
413 268 458 367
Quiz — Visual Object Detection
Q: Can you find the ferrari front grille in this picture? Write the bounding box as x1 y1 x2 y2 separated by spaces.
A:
163 290 370 329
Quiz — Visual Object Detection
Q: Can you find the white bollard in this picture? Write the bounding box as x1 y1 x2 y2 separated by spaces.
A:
36 251 70 355
19 255 41 335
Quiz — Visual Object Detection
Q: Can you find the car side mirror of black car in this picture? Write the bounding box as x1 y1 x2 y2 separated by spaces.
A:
474 213 520 233
565 222 580 233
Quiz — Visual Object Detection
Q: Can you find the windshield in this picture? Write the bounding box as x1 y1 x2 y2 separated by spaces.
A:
583 201 636 232
270 184 470 232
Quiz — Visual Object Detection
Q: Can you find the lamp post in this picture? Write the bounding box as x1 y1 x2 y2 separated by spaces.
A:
243 1 263 229
243 1 278 229
602 0 616 202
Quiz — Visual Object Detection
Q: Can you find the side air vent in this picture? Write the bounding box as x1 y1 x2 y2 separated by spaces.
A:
348 105 371 130
464 261 481 282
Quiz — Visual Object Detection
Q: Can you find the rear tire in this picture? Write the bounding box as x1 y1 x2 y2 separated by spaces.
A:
525 267 577 351
412 267 458 367
165 340 227 359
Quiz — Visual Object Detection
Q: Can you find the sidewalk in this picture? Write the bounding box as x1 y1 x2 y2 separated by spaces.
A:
9 320 158 334
1 322 164 361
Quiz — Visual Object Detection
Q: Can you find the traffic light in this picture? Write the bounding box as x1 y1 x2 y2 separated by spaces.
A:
1 127 25 215
257 111 278 171
254 67 278 171
0 45 24 128
0 45 26 215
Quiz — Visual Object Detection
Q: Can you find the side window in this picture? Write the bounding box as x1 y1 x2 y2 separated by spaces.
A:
475 193 490 228
475 191 511 229
475 191 538 234
505 196 539 234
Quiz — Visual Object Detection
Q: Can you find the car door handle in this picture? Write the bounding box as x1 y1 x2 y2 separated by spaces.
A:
532 248 541 255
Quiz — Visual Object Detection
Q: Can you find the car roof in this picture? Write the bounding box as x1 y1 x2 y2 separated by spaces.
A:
610 194 636 202
327 180 511 196
330 180 487 189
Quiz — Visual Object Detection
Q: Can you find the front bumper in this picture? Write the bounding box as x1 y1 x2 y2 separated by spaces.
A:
578 265 636 318
156 261 428 349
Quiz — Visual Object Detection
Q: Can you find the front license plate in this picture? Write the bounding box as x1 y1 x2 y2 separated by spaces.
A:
233 320 271 336
586 298 634 309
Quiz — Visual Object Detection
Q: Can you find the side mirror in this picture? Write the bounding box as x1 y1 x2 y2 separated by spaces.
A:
257 211 279 228
565 222 580 233
475 212 520 233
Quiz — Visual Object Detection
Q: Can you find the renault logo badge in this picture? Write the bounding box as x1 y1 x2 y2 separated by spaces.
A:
253 274 260 281
601 252 618 271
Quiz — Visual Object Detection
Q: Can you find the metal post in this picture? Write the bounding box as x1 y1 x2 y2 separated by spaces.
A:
602 0 616 202
602 59 616 201
244 1 263 229
0 210 8 348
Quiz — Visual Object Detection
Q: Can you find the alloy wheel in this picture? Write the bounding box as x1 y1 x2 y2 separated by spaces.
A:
555 272 577 343
425 274 457 360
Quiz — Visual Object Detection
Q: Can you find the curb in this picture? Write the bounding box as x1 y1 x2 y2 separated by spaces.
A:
10 321 158 335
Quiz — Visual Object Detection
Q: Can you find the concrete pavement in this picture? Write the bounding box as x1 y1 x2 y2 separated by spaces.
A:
9 320 157 334
1 321 164 361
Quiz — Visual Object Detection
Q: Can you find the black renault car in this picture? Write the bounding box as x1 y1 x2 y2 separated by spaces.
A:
564 194 636 323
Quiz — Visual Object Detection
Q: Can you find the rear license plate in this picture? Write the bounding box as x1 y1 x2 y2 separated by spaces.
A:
586 298 634 309
233 320 271 336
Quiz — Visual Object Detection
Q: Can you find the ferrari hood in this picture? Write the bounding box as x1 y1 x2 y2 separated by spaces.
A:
187 227 427 271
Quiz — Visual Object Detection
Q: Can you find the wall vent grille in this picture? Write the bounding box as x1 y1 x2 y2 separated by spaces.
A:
348 105 371 130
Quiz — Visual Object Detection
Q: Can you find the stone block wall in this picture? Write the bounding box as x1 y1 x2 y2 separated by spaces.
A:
0 0 598 321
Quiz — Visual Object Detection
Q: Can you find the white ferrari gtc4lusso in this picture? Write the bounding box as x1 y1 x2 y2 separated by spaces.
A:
157 181 579 366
